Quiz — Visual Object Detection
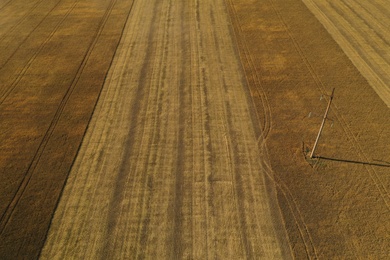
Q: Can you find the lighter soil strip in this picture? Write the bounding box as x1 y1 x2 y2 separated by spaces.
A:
40 0 291 259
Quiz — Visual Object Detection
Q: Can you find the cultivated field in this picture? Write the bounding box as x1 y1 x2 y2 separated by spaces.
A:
40 0 290 258
302 0 390 107
0 0 135 258
225 0 389 258
0 0 389 259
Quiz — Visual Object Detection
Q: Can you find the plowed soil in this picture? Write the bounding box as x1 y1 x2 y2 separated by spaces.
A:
0 0 389 259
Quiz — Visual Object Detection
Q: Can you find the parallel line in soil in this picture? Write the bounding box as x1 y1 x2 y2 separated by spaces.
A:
343 0 390 46
0 0 16 12
328 1 389 75
301 0 390 209
0 0 79 103
212 3 248 257
0 0 63 69
224 0 272 141
302 0 390 107
0 0 118 234
247 0 320 257
225 0 314 258
0 0 47 43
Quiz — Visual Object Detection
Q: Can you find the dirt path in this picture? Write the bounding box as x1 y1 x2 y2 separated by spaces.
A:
40 0 291 259
302 0 390 107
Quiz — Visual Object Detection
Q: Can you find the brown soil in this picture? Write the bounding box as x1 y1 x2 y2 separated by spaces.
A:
0 0 134 258
0 0 389 259
226 0 390 258
40 0 291 258
302 0 390 107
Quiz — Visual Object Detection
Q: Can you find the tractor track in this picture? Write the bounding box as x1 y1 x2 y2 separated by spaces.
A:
0 0 119 234
225 0 318 258
0 0 79 103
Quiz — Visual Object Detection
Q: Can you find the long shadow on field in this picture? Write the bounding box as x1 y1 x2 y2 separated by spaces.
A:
313 156 390 168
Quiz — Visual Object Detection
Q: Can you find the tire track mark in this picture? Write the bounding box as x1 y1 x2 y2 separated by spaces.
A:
39 3 137 259
189 1 210 255
0 0 119 235
40 1 139 258
192 1 213 257
224 0 272 141
226 0 318 258
225 0 297 257
266 1 374 257
204 1 288 257
42 0 290 257
297 1 390 209
0 0 47 43
172 0 191 257
127 1 171 256
0 0 79 103
140 0 175 255
269 0 389 254
225 104 254 258
208 3 256 257
107 0 158 256
39 0 168 258
0 0 80 227
0 0 13 12
100 0 165 257
0 0 63 69
208 3 249 258
329 107 390 210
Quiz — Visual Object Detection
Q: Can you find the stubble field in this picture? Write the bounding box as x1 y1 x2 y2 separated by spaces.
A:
0 0 389 259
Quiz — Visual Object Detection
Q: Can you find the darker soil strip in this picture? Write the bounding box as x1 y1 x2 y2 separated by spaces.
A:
225 0 390 258
0 0 135 258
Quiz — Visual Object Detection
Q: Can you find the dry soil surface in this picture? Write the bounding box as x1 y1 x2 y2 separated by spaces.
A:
0 0 389 259
40 0 291 259
225 0 389 258
0 0 134 258
302 0 390 107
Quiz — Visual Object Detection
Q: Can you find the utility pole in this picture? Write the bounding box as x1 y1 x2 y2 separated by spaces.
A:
310 88 335 159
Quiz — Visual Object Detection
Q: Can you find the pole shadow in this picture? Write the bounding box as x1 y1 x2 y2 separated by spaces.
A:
313 156 390 168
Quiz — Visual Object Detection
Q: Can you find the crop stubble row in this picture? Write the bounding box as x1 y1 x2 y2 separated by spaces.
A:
0 0 389 258
0 0 135 258
302 0 390 107
226 0 389 258
40 0 291 259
